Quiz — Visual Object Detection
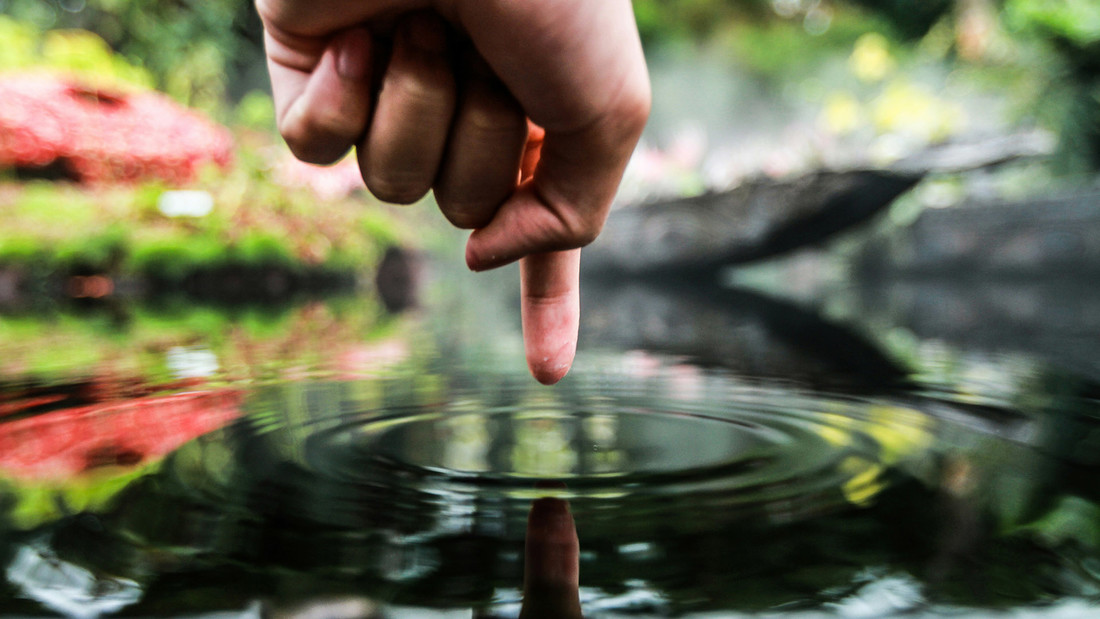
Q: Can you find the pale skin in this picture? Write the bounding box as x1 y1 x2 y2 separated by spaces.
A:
255 0 651 384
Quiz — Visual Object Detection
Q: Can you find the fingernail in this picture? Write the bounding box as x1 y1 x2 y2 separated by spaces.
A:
336 27 371 81
402 12 448 53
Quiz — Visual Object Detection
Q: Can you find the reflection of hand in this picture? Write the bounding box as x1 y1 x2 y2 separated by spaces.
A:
255 0 651 384
521 497 582 619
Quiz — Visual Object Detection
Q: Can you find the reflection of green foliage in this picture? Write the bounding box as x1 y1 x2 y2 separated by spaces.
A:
2 464 158 531
1016 495 1100 551
0 290 396 385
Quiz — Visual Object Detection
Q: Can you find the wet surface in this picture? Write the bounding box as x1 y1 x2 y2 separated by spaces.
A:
0 258 1098 617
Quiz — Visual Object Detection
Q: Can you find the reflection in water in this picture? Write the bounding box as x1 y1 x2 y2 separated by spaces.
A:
581 277 910 391
0 263 1098 616
6 539 142 619
517 497 582 619
857 277 1100 385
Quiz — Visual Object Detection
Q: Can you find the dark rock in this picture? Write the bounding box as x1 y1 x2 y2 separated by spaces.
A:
583 169 922 276
856 191 1100 278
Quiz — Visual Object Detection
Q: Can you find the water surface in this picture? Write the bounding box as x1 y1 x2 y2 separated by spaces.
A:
0 259 1098 618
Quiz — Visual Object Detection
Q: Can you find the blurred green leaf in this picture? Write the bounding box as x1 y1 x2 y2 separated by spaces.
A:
1005 0 1100 47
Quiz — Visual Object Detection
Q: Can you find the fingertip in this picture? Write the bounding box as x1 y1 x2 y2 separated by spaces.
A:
464 237 485 272
520 251 580 385
527 342 575 386
465 231 514 272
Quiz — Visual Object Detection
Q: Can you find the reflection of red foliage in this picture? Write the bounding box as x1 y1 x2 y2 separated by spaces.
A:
0 390 241 480
0 74 233 184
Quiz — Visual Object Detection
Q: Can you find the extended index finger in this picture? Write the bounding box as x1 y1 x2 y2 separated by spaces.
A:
520 250 580 385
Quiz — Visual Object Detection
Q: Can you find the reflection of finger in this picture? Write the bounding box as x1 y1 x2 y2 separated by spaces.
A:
434 53 527 229
520 249 580 385
267 27 373 164
521 498 582 619
359 12 456 204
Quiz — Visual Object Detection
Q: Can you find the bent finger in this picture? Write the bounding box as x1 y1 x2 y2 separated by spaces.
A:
359 11 456 204
266 26 374 164
464 97 648 271
520 249 580 385
434 52 528 229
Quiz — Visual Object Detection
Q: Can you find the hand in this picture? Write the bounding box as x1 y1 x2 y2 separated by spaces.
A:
256 0 650 384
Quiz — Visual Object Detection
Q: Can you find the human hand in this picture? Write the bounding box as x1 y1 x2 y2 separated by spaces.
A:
255 0 650 384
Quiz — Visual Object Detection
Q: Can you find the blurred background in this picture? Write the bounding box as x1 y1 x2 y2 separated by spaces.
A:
0 0 1097 297
0 0 1096 389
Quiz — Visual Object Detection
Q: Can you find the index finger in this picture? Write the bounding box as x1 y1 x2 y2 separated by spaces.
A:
521 250 580 385
517 125 578 386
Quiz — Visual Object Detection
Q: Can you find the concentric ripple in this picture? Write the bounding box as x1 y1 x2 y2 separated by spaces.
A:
272 364 937 518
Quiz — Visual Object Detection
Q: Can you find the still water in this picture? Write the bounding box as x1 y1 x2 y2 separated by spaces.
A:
0 255 1098 618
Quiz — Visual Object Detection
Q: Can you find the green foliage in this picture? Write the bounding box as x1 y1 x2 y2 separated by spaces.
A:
229 230 297 268
1005 0 1100 47
633 0 769 43
127 233 226 283
0 14 153 90
723 11 890 78
234 90 277 131
0 0 256 113
0 14 40 70
54 224 129 270
845 0 952 40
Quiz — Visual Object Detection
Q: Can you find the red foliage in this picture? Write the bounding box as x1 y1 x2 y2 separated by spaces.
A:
0 74 234 185
0 390 241 480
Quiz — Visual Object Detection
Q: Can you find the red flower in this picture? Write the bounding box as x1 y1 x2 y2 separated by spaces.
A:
0 74 234 185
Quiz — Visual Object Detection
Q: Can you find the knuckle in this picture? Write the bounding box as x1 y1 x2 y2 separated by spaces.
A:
282 135 344 165
463 95 526 136
437 196 496 229
613 85 652 138
558 211 602 248
388 68 455 112
441 207 492 230
280 115 357 165
366 174 429 205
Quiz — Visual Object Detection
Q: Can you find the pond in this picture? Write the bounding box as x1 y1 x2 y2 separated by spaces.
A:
0 249 1097 619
